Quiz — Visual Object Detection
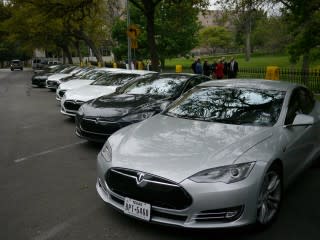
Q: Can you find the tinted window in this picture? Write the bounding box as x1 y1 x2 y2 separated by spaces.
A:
165 87 286 126
285 87 315 125
183 76 211 92
91 73 139 86
122 74 189 97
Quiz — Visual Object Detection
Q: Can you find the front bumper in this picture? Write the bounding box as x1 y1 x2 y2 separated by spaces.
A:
32 78 47 87
75 115 130 142
96 153 266 229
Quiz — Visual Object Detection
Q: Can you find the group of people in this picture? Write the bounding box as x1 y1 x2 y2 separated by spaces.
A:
191 57 239 79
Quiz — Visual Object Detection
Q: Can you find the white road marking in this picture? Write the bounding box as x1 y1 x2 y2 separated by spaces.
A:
33 206 99 240
14 141 87 163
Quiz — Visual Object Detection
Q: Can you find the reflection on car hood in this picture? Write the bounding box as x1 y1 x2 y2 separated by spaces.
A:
59 80 94 91
47 73 72 81
64 85 117 102
109 114 272 183
82 94 166 118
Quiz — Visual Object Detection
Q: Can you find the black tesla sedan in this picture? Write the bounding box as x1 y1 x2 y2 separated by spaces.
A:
75 73 212 142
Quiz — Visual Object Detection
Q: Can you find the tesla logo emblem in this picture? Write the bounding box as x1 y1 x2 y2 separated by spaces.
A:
95 118 100 124
136 172 145 184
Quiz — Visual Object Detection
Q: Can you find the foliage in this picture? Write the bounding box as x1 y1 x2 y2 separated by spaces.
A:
199 26 232 54
0 0 118 63
112 0 203 68
128 0 209 70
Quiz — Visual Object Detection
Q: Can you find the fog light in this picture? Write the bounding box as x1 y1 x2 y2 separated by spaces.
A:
225 210 239 219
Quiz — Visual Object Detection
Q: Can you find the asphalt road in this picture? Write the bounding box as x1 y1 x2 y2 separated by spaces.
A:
0 68 319 240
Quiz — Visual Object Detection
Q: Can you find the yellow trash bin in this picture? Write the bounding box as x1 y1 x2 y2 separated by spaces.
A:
113 62 117 68
176 65 182 73
138 61 144 70
265 66 280 80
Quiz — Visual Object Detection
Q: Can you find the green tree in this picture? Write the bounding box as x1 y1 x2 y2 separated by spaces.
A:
279 0 320 79
199 26 232 55
112 0 203 69
128 0 209 71
216 0 274 61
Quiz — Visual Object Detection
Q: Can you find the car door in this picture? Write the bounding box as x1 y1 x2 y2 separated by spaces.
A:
281 87 316 183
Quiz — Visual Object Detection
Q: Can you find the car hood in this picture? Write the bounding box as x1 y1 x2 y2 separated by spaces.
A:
65 85 117 102
59 80 94 91
83 94 166 118
47 73 71 81
109 114 273 183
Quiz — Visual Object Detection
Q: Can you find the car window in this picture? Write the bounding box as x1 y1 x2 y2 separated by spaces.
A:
91 73 139 86
183 76 211 92
165 86 286 126
285 87 315 125
122 74 188 97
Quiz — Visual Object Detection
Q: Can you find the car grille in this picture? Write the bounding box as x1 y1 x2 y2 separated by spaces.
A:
105 168 192 210
192 206 244 222
47 81 57 87
78 117 121 135
63 100 84 111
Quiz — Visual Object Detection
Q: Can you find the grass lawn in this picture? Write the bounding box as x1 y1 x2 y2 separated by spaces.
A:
165 53 320 71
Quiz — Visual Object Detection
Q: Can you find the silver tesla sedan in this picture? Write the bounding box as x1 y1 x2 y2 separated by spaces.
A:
96 79 320 229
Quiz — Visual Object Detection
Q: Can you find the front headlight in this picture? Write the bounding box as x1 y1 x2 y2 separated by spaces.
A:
101 141 112 162
121 111 155 122
189 162 255 184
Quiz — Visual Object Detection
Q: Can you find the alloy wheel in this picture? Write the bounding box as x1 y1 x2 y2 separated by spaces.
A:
257 169 282 225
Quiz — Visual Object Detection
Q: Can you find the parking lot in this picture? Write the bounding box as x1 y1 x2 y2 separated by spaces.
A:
1 68 320 240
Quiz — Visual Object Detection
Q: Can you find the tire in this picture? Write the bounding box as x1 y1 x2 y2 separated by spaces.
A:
256 164 282 227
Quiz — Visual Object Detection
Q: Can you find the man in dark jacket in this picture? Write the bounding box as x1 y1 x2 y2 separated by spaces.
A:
228 57 239 78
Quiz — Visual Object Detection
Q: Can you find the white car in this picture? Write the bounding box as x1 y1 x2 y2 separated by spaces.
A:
60 70 155 117
46 66 83 91
56 68 125 101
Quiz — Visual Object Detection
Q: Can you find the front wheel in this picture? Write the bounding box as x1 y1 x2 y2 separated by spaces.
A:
256 165 282 227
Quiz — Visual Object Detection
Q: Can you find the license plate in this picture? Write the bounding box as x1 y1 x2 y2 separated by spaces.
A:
124 197 151 221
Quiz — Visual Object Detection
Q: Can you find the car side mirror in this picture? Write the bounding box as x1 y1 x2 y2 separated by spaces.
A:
115 86 122 93
291 114 314 126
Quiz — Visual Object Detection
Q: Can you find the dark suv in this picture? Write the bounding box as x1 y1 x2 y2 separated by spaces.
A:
10 60 23 71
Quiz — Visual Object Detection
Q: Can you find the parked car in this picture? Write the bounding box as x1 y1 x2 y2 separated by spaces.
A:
61 70 155 117
75 73 212 142
32 65 69 87
10 60 23 71
56 68 129 101
96 79 320 229
45 66 84 91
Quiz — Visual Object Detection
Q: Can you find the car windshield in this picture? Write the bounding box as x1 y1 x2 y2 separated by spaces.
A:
91 73 139 86
165 86 286 126
121 74 188 97
60 66 77 74
12 60 20 64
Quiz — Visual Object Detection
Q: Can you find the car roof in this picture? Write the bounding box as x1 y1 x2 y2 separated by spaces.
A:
198 79 304 91
98 68 156 75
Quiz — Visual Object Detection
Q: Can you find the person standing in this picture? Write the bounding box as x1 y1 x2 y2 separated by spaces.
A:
215 59 224 79
228 57 239 78
191 58 197 73
195 58 202 74
203 60 211 76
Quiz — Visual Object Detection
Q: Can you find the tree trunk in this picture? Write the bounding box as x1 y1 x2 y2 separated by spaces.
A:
61 45 73 64
74 41 83 64
302 51 310 86
245 15 251 61
73 30 103 64
144 2 159 71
